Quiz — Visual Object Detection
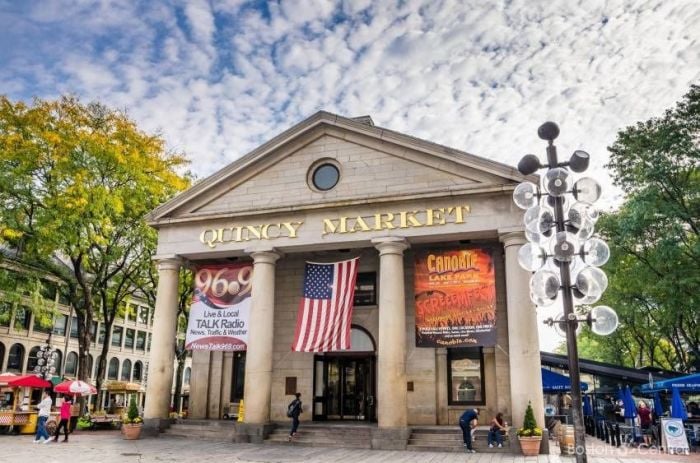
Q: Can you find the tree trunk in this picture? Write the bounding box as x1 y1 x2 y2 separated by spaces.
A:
95 321 114 394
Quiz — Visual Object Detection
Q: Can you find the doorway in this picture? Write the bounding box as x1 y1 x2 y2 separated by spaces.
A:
313 354 376 421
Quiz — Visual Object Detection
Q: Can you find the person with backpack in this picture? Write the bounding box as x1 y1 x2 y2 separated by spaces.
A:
287 392 302 441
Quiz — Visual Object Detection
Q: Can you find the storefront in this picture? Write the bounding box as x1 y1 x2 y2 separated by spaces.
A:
143 112 544 447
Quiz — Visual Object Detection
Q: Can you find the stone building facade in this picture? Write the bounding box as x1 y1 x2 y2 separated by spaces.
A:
144 112 544 447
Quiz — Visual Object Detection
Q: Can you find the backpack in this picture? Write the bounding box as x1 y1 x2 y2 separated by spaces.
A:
287 399 301 418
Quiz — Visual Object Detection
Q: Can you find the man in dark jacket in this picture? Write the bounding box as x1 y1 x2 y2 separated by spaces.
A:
288 392 302 441
459 408 479 452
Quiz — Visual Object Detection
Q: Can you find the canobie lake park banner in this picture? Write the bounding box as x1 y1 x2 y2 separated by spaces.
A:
414 248 497 347
185 263 253 351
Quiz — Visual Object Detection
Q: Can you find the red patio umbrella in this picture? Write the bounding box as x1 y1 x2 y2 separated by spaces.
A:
0 374 52 388
53 379 97 396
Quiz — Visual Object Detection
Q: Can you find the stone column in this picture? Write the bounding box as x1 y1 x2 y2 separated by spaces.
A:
242 249 280 430
372 237 409 439
143 256 182 431
500 231 544 429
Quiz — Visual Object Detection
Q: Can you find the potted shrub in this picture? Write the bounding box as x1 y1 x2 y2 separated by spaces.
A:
516 401 543 456
121 395 143 440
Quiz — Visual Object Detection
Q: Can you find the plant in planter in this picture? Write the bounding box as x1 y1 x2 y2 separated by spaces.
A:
121 395 143 440
516 401 543 456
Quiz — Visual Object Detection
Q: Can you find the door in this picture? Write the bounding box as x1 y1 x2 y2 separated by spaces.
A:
313 355 375 421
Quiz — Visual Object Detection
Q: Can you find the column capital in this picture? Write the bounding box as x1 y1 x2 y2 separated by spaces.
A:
498 228 527 248
247 249 282 265
152 255 183 271
372 236 409 256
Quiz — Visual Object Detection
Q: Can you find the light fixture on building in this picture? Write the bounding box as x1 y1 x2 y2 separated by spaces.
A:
513 121 618 463
34 333 57 380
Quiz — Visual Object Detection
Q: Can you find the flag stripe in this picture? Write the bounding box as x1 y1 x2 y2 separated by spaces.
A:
292 258 359 352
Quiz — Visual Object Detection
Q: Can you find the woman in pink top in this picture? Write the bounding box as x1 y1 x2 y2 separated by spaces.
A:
53 396 72 442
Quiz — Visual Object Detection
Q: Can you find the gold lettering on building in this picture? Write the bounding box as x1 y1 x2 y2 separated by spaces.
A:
200 221 304 248
321 206 470 236
198 205 470 247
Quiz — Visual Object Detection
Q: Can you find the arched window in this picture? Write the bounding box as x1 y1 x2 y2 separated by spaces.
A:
27 345 42 371
184 367 191 385
86 354 93 379
121 359 132 381
52 349 62 374
330 326 375 352
8 343 25 371
132 361 143 381
108 357 119 380
65 352 78 376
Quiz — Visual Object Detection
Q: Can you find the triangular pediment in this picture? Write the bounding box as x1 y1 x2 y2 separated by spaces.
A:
147 112 528 225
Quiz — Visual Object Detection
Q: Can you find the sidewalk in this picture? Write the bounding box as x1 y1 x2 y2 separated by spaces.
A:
1 431 695 463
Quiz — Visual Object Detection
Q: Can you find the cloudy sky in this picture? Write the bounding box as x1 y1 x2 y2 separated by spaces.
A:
2 0 699 350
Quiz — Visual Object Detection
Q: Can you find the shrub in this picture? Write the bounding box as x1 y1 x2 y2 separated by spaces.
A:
516 401 543 437
122 395 143 425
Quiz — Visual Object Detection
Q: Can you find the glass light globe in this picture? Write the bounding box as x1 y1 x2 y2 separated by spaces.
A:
38 358 45 366
543 168 571 196
574 266 608 303
573 177 602 203
568 202 596 228
575 218 595 241
530 270 560 306
518 242 547 271
524 205 555 234
550 231 579 262
589 305 619 335
525 228 547 245
582 238 610 267
513 182 539 209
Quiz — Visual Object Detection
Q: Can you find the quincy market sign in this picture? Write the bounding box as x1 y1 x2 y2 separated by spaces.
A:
199 205 471 249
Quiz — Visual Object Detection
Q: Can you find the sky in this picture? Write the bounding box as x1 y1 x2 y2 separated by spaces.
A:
1 0 699 351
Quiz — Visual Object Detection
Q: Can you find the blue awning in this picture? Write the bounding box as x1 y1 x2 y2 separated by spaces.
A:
542 368 589 393
641 373 700 392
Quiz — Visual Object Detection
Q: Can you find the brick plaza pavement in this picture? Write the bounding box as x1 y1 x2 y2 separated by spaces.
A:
1 431 696 463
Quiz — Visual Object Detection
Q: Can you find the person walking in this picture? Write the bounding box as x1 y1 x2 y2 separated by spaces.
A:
487 412 507 448
33 391 52 444
459 407 479 453
287 392 302 442
52 396 72 442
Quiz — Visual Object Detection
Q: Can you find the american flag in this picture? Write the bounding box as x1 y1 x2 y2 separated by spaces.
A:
291 258 359 352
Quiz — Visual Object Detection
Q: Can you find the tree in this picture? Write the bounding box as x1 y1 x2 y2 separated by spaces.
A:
0 96 190 385
588 85 700 371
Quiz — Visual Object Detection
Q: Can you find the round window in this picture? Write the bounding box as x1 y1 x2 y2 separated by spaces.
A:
311 163 340 191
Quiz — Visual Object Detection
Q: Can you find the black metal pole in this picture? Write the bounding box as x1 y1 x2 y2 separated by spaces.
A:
546 141 587 463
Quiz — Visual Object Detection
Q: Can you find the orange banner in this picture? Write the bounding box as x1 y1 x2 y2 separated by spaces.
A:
414 248 496 347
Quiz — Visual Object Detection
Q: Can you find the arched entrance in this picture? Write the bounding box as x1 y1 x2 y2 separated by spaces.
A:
312 326 376 422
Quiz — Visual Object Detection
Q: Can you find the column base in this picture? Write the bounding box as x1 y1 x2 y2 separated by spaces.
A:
142 418 172 437
371 427 410 450
233 422 276 443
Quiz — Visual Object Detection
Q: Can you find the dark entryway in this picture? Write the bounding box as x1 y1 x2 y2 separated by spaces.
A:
313 354 376 421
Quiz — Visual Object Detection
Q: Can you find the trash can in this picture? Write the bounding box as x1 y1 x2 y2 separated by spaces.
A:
560 425 575 455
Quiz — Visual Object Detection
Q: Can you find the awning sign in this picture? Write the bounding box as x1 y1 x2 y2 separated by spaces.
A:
414 248 497 347
185 263 253 351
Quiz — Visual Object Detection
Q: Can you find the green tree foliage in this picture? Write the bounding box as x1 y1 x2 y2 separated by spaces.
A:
0 96 190 382
578 85 699 372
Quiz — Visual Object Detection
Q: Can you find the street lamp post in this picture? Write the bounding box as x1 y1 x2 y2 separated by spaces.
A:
514 122 619 463
34 333 57 381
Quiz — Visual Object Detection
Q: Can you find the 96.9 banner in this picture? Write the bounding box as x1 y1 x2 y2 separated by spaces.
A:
185 263 253 351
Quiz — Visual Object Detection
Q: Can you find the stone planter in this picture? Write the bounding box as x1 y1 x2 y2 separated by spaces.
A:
122 423 143 440
518 436 542 456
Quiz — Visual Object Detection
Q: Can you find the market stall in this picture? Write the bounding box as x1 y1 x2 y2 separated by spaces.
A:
0 373 56 434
